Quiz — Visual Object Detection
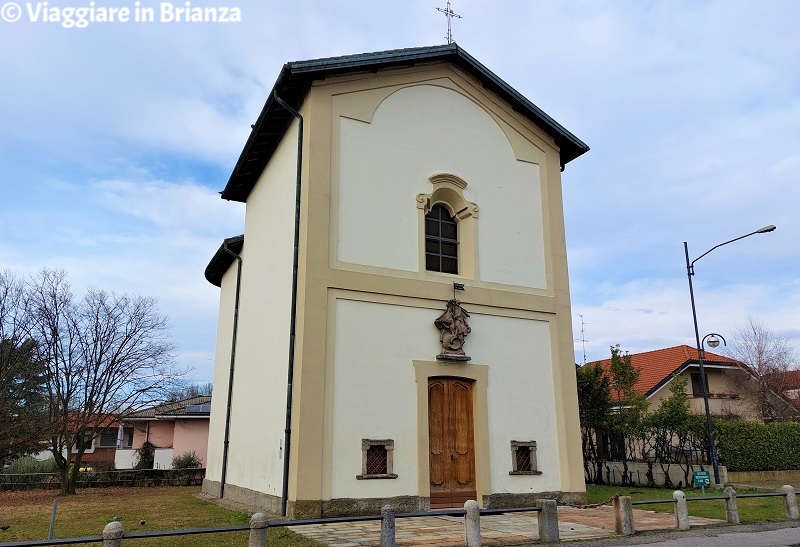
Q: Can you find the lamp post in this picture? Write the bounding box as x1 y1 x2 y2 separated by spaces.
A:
685 225 775 485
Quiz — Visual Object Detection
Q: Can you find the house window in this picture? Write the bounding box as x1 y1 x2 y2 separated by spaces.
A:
121 429 134 448
509 441 542 475
99 432 118 447
356 439 397 479
691 372 707 397
425 205 458 274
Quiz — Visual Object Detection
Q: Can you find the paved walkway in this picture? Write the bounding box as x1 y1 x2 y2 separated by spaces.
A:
288 506 723 546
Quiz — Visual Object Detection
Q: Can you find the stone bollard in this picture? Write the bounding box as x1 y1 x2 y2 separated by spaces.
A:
249 512 268 547
673 490 689 531
380 504 396 547
537 499 560 543
723 486 740 524
102 520 124 547
464 500 481 547
613 495 634 536
782 485 799 520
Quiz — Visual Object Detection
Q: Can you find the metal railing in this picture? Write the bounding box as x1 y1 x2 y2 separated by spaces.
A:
615 484 800 536
4 485 798 546
0 502 548 547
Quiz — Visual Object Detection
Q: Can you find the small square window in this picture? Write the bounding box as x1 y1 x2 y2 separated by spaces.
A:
357 439 397 480
509 441 542 475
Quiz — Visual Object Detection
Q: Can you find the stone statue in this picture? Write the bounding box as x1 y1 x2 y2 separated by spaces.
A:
435 299 471 361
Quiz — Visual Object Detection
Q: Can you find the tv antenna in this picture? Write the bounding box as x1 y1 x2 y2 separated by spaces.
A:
576 314 592 365
436 1 462 44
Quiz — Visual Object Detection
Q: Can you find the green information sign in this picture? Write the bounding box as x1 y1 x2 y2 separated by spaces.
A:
693 470 711 486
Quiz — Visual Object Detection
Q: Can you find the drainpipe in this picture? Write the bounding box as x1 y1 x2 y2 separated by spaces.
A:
273 90 303 517
219 241 243 499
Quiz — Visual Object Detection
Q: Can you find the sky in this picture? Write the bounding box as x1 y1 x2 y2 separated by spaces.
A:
1 0 798 383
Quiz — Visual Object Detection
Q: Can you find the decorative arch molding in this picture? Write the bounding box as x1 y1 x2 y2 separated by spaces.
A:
417 173 479 279
417 173 479 220
333 78 547 165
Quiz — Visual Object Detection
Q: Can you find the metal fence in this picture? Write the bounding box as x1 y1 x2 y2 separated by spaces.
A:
0 469 205 491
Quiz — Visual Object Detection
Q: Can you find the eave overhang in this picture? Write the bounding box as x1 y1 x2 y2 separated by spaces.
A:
645 359 742 398
220 44 590 203
204 234 244 287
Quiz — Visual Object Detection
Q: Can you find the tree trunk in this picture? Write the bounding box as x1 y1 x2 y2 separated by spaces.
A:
59 464 73 495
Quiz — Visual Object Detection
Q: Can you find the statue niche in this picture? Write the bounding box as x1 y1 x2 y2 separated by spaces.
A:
434 299 471 361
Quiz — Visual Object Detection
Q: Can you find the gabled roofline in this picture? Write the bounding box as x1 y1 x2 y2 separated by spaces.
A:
124 395 212 420
220 44 590 203
204 234 244 287
645 359 741 398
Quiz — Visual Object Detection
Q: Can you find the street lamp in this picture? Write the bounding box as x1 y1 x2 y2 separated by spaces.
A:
685 225 775 485
704 333 724 350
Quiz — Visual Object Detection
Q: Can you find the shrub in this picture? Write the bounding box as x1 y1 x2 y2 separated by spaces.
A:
171 451 202 469
1 455 58 474
716 420 800 472
134 441 156 470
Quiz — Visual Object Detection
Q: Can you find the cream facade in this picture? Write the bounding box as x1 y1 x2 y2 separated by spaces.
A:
648 364 793 422
203 46 589 518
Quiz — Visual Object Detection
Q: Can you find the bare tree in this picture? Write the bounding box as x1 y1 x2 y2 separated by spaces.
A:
25 269 182 493
727 316 798 422
0 271 49 466
165 381 213 402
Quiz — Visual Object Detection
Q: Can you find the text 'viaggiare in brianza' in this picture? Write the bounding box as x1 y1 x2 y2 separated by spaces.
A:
1 1 243 27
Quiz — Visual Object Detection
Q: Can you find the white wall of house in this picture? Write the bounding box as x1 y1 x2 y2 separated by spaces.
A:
115 449 137 470
205 120 299 496
153 448 174 469
328 298 560 499
337 85 546 289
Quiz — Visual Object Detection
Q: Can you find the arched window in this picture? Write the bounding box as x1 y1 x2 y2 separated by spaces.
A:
425 205 458 274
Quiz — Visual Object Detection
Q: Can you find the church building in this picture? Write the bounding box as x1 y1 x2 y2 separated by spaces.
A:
202 44 589 518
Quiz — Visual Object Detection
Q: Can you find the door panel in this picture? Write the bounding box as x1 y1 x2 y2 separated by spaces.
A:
428 377 476 509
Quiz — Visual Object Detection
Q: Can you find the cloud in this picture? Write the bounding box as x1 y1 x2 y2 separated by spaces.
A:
2 0 799 385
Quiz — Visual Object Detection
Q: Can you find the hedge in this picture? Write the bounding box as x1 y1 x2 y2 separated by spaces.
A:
716 420 800 472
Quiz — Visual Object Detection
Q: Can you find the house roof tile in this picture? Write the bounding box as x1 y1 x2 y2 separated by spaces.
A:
124 395 211 420
591 344 740 397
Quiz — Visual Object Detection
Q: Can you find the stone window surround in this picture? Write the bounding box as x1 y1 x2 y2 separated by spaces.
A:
356 439 398 480
509 440 542 475
416 173 479 279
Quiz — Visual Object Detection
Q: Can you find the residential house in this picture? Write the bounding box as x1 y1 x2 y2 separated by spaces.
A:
73 414 134 469
202 44 589 517
115 396 211 470
775 369 800 408
596 345 798 422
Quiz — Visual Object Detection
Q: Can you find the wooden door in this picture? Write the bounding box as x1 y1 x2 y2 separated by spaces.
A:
428 377 477 509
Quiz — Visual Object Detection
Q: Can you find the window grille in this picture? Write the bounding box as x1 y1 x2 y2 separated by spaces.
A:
366 445 388 475
515 445 532 472
510 440 542 475
357 439 397 479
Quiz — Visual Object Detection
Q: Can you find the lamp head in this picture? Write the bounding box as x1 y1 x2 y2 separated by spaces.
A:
706 336 720 348
757 225 776 233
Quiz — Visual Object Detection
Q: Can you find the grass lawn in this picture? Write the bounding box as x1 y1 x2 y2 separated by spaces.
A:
0 486 323 546
586 484 788 523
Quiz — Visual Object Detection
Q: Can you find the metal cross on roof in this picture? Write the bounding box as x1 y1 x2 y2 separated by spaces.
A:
436 1 462 44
